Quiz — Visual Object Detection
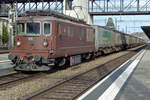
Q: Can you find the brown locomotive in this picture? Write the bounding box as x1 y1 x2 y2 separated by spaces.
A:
8 11 95 71
8 11 145 71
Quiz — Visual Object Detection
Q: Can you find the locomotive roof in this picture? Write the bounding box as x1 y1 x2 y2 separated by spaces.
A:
19 10 87 25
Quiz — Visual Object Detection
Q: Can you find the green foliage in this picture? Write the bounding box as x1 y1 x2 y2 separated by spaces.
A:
2 24 9 44
106 17 116 30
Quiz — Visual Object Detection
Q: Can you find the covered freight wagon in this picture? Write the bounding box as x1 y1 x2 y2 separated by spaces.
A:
93 25 125 54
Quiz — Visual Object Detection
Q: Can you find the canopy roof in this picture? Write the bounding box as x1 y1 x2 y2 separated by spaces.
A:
141 26 150 39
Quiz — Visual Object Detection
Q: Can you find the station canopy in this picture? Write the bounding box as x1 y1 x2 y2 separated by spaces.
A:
141 26 150 39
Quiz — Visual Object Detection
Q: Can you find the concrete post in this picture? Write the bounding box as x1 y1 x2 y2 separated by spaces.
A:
63 0 67 14
8 6 15 49
63 0 93 25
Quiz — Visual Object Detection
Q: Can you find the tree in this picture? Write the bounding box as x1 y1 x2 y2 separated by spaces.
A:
2 24 9 45
106 17 116 30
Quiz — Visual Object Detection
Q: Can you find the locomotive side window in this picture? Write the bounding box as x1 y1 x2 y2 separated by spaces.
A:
64 26 67 36
44 23 51 35
68 26 73 37
27 22 40 35
58 23 62 35
17 23 25 35
62 24 67 36
78 27 83 37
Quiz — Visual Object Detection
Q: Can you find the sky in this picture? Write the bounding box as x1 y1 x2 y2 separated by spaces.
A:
93 15 150 34
90 0 150 34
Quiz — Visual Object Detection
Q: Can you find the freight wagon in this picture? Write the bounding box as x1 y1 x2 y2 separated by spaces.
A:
93 25 145 57
93 26 125 55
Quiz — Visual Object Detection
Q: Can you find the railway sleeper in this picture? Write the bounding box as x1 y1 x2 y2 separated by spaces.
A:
74 75 99 80
68 79 96 84
39 96 72 100
41 92 74 98
54 88 82 92
63 84 90 89
52 90 78 94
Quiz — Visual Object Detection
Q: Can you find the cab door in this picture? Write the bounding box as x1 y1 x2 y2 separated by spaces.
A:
42 21 54 51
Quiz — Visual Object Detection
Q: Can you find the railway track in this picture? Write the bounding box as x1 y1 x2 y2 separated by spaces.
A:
0 72 43 88
23 46 144 100
0 50 9 54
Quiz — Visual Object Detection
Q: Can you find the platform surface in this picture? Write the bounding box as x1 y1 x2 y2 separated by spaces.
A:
0 53 8 61
116 45 150 100
0 53 13 72
78 44 150 100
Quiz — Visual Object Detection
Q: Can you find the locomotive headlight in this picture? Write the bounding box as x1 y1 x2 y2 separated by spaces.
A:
17 41 21 46
43 41 48 47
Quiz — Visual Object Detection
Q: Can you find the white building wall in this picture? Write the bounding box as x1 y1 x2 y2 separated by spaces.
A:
63 0 93 24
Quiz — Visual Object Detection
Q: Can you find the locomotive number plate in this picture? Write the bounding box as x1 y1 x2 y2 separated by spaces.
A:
28 37 33 41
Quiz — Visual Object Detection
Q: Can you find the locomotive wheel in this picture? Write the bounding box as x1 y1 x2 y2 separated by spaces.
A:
81 53 92 61
58 58 66 66
55 58 69 69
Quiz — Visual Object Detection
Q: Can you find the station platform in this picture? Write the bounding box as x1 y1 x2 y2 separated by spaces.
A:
0 53 12 69
0 53 9 61
77 44 150 100
0 53 13 76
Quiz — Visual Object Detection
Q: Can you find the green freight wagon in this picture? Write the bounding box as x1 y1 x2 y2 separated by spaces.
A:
93 25 124 54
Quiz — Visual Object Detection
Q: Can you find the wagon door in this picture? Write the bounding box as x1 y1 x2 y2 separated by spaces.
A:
102 29 112 48
94 26 101 50
121 34 127 47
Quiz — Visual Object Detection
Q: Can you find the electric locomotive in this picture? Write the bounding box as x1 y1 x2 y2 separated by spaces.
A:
8 11 95 71
8 11 145 72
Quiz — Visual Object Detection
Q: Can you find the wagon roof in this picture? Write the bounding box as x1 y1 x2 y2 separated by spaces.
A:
93 25 143 39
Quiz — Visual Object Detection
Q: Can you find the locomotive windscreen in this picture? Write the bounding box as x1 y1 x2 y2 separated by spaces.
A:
17 22 40 35
17 23 25 35
27 22 40 35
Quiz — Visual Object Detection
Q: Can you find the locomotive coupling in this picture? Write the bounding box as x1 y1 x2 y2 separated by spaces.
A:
34 54 42 62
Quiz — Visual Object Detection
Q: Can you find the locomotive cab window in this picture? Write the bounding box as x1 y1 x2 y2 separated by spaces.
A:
44 23 51 35
17 23 25 35
27 22 40 35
